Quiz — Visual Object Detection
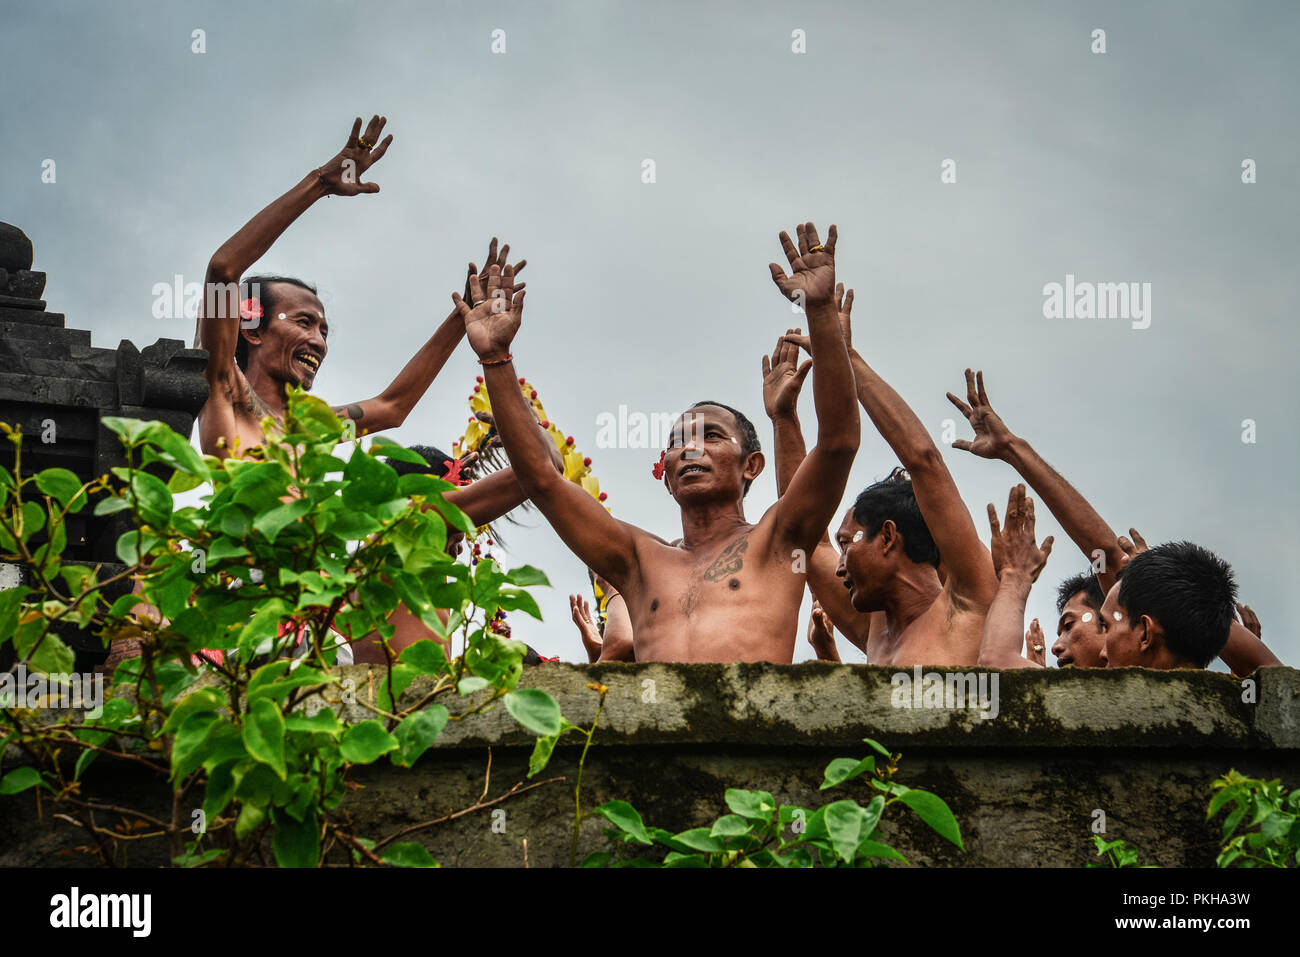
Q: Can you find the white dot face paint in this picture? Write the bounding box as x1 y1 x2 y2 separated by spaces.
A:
1081 612 1093 624
852 530 864 543
1113 612 1123 622
278 313 287 321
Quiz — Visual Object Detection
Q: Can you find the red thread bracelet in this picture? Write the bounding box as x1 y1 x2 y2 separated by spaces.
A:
478 353 513 367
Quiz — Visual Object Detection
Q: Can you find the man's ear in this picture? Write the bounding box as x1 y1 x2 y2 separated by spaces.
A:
744 451 765 483
240 325 263 349
1135 614 1159 655
879 520 900 555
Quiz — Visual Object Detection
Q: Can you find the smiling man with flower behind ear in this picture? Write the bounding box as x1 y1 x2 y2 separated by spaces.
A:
457 222 860 663
196 115 524 459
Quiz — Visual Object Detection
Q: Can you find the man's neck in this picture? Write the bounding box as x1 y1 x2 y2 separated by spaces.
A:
677 498 750 550
882 565 944 636
245 365 289 421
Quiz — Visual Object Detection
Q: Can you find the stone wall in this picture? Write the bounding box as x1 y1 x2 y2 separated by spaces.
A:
3 663 1297 867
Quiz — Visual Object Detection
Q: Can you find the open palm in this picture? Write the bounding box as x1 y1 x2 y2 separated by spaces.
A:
769 221 838 307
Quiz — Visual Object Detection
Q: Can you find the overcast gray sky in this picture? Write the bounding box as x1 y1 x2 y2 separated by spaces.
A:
3 0 1296 666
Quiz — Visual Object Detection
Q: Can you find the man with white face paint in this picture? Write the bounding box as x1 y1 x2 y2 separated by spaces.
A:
948 368 1281 675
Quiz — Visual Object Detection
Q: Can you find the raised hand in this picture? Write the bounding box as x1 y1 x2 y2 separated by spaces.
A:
947 369 1016 460
1025 618 1047 666
1116 527 1149 569
1236 602 1262 639
452 263 525 361
807 599 841 662
987 484 1054 582
570 594 603 663
769 222 838 308
317 115 394 196
465 237 526 302
761 328 813 420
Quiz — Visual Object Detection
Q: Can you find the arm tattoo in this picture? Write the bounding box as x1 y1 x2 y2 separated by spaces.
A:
703 536 749 582
332 403 366 421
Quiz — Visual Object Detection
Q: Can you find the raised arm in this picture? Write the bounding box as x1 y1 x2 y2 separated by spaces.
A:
978 485 1054 669
454 264 645 591
947 369 1125 592
200 116 393 382
833 348 996 608
767 223 860 550
331 240 526 434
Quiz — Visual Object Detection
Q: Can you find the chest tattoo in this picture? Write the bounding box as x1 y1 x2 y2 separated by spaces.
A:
703 536 749 582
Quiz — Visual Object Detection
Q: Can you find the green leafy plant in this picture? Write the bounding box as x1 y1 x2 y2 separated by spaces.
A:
0 392 563 867
1088 834 1149 868
581 737 962 867
1209 769 1300 868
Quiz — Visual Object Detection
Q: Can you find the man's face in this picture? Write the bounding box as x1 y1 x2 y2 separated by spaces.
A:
244 284 329 389
835 509 889 612
1051 591 1105 667
1098 582 1145 667
663 406 751 501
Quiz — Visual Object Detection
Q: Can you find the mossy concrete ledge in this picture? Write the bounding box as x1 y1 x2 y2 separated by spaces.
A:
3 664 1297 867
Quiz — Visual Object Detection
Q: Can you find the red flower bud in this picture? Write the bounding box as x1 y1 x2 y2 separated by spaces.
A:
583 457 592 467
473 384 481 393
540 420 550 429
518 377 527 385
565 436 574 445
475 375 484 383
530 390 538 399
598 492 608 502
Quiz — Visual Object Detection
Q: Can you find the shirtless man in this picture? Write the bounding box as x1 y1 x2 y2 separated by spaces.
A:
452 222 860 663
197 115 524 457
947 368 1281 675
771 290 999 666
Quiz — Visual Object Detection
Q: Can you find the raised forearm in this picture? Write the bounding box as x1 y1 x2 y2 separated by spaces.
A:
807 301 859 453
482 361 562 498
443 467 527 527
1003 436 1122 589
209 171 327 280
1218 621 1282 676
771 413 807 496
849 350 941 469
978 570 1040 669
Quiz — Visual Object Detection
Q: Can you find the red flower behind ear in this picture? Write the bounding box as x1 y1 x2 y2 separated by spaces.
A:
443 458 467 486
239 298 263 322
651 450 666 480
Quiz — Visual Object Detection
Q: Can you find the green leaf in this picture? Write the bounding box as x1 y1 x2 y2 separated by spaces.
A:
391 706 449 767
242 698 287 780
858 839 907 862
24 631 74 676
824 800 869 864
580 852 612 868
382 842 440 868
0 766 45 795
35 468 87 511
271 807 319 868
897 788 963 849
369 438 430 466
127 471 174 527
504 688 562 735
342 446 398 508
496 587 543 620
504 565 551 587
671 828 725 853
862 737 892 759
235 802 266 840
162 687 225 733
398 639 449 676
202 763 238 821
339 720 400 764
253 498 312 543
725 788 776 822
92 496 131 517
821 756 875 790
709 814 754 838
592 800 652 845
528 732 560 778
115 529 161 565
285 709 342 735
171 711 222 781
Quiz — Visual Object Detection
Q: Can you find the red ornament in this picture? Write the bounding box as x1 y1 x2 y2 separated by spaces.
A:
442 458 467 486
652 450 666 480
530 390 538 399
473 384 481 393
598 492 608 502
239 298 263 322
540 420 550 429
518 377 527 385
475 375 484 383
583 457 592 467
565 436 574 445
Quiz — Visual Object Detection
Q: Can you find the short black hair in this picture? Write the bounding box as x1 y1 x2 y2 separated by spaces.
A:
1116 541 1237 667
685 400 761 496
389 444 454 479
851 468 940 568
1056 571 1105 616
235 276 318 371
